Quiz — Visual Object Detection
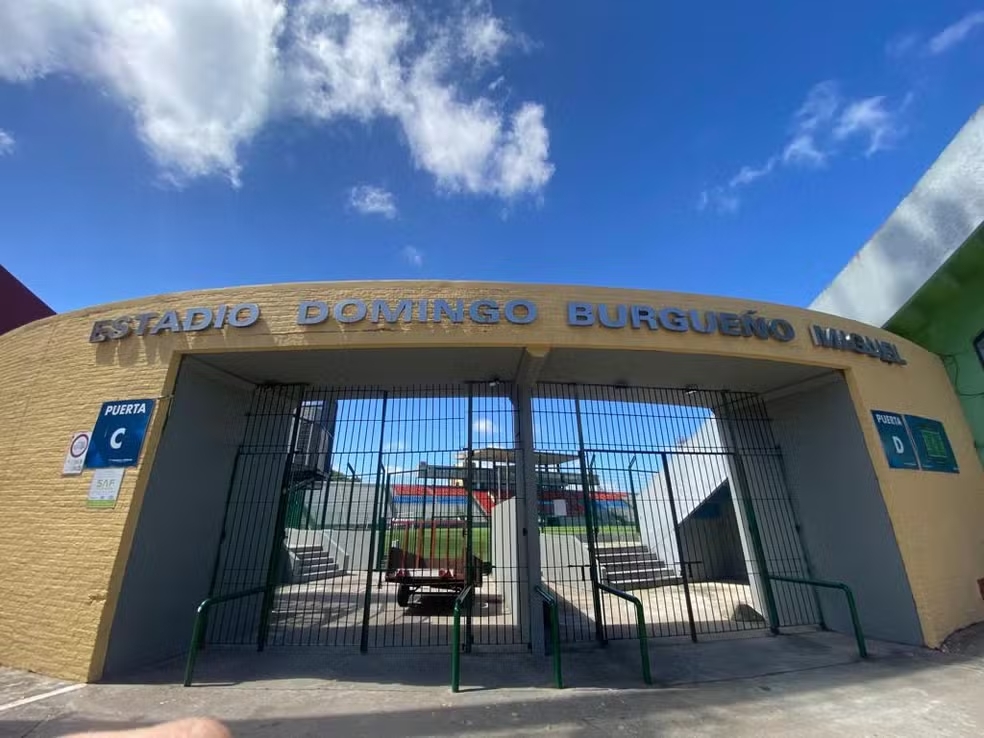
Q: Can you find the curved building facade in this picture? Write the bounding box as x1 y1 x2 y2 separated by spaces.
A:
1 281 982 682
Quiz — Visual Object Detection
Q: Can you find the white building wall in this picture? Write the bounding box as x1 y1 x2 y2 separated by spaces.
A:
811 106 984 326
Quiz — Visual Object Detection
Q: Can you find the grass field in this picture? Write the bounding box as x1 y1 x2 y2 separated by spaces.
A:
385 526 491 563
541 524 641 540
382 523 642 565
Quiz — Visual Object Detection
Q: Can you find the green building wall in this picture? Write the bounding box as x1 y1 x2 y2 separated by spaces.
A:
887 231 984 467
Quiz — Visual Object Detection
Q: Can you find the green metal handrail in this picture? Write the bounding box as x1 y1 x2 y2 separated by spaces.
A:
534 584 563 689
766 575 867 659
450 585 475 693
183 586 266 687
597 583 653 685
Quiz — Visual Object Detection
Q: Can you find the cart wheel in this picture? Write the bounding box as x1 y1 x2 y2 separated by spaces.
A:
397 585 411 607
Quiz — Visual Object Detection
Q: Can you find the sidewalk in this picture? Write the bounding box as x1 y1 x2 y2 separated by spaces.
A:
2 627 984 737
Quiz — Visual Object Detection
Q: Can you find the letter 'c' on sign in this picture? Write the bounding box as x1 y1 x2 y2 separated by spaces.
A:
893 436 904 454
110 428 126 450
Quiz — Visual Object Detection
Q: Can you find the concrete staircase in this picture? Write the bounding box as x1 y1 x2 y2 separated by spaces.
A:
288 544 345 584
593 542 681 590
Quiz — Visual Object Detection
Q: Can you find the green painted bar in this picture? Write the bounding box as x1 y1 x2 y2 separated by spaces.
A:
534 584 563 689
183 586 267 687
450 585 474 693
766 575 868 659
597 583 653 685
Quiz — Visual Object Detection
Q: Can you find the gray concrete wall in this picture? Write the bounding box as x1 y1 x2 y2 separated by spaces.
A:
678 486 746 583
492 498 520 617
103 363 253 677
206 386 301 643
539 534 588 579
304 481 380 529
717 401 817 626
766 375 924 644
638 421 730 574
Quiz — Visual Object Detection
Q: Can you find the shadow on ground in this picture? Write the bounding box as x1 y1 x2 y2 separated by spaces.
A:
121 630 922 692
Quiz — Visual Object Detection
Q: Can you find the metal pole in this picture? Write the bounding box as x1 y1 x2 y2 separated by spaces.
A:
588 455 600 539
419 472 429 563
464 384 476 652
627 456 641 536
721 392 780 635
258 387 306 651
574 386 606 645
378 471 391 587
360 392 389 653
345 463 357 530
661 452 698 643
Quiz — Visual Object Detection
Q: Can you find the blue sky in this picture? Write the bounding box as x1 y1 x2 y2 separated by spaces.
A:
0 1 982 314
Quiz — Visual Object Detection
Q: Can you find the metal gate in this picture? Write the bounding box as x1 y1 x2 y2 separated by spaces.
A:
203 382 527 651
533 383 820 644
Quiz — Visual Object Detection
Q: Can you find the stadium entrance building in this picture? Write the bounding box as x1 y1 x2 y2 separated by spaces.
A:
1 281 982 683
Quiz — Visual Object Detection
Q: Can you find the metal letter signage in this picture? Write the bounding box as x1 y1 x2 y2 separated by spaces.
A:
83 295 905 369
871 411 919 470
89 304 261 342
85 399 156 468
565 303 796 344
810 324 906 365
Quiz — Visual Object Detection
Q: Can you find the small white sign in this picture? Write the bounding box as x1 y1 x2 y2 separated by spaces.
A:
63 431 91 475
553 499 568 517
88 468 125 509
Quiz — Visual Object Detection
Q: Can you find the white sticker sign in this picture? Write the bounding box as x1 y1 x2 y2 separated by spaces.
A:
63 431 91 475
88 468 125 509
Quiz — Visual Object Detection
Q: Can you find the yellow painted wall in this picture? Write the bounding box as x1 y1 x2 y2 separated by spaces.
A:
0 281 981 681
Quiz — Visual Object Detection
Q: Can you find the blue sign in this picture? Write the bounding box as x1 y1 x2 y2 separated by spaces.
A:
905 415 959 474
85 399 156 468
871 411 919 470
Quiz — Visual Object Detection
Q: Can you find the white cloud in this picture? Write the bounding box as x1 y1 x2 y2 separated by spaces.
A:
791 80 841 133
782 133 826 167
401 245 423 267
472 418 495 436
700 80 907 214
728 156 776 187
349 184 397 218
0 129 14 156
460 7 509 66
0 0 286 186
284 0 552 198
833 96 901 156
885 32 920 59
0 0 553 200
928 10 984 55
697 187 739 214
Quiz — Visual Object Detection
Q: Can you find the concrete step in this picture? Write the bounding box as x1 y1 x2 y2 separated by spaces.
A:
290 544 326 556
616 574 683 589
594 549 665 561
605 566 677 580
294 551 335 565
597 558 670 571
297 559 338 573
595 541 649 551
295 561 340 576
293 567 345 584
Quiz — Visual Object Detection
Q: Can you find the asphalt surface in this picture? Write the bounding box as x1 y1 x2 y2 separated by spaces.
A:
2 625 984 737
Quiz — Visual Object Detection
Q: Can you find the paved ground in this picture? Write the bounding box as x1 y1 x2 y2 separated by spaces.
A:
3 626 984 737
